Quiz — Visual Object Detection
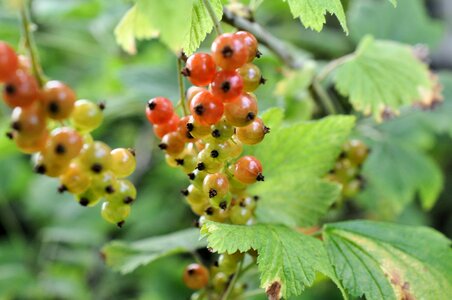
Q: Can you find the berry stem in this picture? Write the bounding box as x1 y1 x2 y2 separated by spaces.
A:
19 0 46 87
220 258 243 300
316 54 354 82
202 0 223 35
176 57 189 116
312 80 337 115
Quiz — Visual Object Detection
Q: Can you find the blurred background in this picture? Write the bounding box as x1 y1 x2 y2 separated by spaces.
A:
0 0 451 299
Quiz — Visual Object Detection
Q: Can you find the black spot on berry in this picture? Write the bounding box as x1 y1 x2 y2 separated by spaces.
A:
256 173 265 181
105 185 115 194
256 49 262 58
48 101 59 114
214 260 219 267
5 132 14 139
55 143 66 155
253 195 260 201
193 219 200 228
158 143 168 150
188 173 195 180
148 101 156 110
212 129 221 138
205 207 214 215
11 121 21 131
98 101 106 110
210 150 219 158
186 123 194 132
222 46 234 58
128 148 136 156
124 196 134 204
186 132 194 139
339 151 347 159
259 76 267 85
219 201 227 209
197 162 206 171
175 158 184 166
117 221 125 228
187 268 196 275
79 198 89 206
5 84 16 95
221 81 231 93
58 185 67 193
246 112 255 121
263 126 270 134
91 163 103 173
34 164 46 174
209 189 218 198
194 104 204 116
181 189 189 196
181 67 191 77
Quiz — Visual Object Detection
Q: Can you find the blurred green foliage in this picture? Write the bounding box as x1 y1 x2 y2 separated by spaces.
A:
0 0 451 299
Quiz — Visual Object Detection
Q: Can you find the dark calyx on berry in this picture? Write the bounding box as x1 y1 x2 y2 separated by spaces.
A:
91 163 103 173
194 104 204 116
253 195 260 201
186 132 194 139
256 173 265 181
212 129 221 138
259 76 267 85
55 144 66 154
175 158 184 166
34 164 46 174
222 46 233 58
181 67 191 77
193 219 200 228
205 207 214 215
158 143 168 150
188 172 195 180
208 189 217 198
5 132 14 139
48 101 59 114
246 112 255 121
4 84 16 95
127 148 136 156
219 201 227 209
124 196 134 204
210 150 219 158
197 162 206 171
256 50 262 58
263 126 270 134
58 185 67 193
221 81 231 93
239 200 246 207
105 185 115 194
187 267 196 275
11 121 21 131
148 101 156 110
117 221 125 228
186 123 195 132
98 101 106 110
181 189 189 196
79 198 89 206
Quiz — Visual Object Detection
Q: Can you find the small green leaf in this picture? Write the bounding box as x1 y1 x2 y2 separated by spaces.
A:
335 36 432 120
282 0 348 33
324 220 452 300
102 228 206 274
201 222 347 299
248 115 355 226
184 0 223 55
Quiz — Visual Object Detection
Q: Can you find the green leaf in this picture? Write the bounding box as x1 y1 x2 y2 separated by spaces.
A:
334 36 432 120
348 0 443 49
324 220 452 300
248 115 355 226
115 0 194 54
201 222 347 299
282 0 348 34
184 0 223 55
102 228 206 274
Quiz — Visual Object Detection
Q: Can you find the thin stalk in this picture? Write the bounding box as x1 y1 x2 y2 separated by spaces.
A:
20 1 45 87
313 80 337 115
220 259 243 300
316 54 353 82
177 58 189 116
202 0 223 35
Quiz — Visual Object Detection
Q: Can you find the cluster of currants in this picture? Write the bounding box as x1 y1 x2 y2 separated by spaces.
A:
0 41 137 227
326 139 369 199
145 31 268 296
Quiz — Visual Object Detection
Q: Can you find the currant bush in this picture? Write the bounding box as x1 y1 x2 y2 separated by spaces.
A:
0 41 137 227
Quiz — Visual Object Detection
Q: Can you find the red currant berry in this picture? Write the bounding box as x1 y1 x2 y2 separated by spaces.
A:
177 115 196 141
186 86 205 107
146 97 174 125
234 155 264 184
0 42 19 81
3 69 39 108
183 53 216 86
236 118 269 145
159 131 185 156
235 31 259 62
189 90 224 126
10 102 47 138
41 80 76 120
45 127 84 162
238 63 263 92
183 264 209 290
211 33 248 70
211 70 243 103
153 113 179 139
224 93 258 127
15 129 48 154
203 172 229 200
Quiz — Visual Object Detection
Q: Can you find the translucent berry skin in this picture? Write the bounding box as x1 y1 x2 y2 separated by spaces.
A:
159 132 185 156
33 151 70 177
197 149 224 174
3 69 39 108
79 141 112 174
184 184 209 208
183 264 209 290
217 252 244 275
45 127 83 162
70 99 104 132
238 63 262 92
0 42 19 81
10 103 47 138
211 33 248 70
15 129 48 154
188 169 208 190
210 118 234 142
230 204 253 225
110 148 136 178
234 155 264 184
224 93 258 127
41 80 76 120
186 115 211 138
101 201 131 227
211 70 243 103
146 97 174 125
76 187 102 207
107 179 137 204
235 31 259 62
203 173 229 201
186 86 205 107
184 53 216 86
236 118 268 145
189 91 224 126
153 113 179 139
91 170 119 196
59 162 91 194
177 115 196 142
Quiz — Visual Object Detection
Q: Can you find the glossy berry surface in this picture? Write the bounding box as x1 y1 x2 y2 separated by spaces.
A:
3 69 39 108
101 201 131 227
153 113 179 139
59 162 91 194
107 179 137 204
211 33 248 70
146 97 174 125
235 31 259 62
186 115 211 138
183 264 209 290
110 148 136 178
238 63 262 92
45 127 83 162
203 172 229 201
10 103 47 138
70 99 104 132
0 42 19 81
236 118 268 145
79 141 112 174
184 53 216 86
189 90 224 126
41 80 76 120
211 70 243 103
159 132 186 157
15 129 48 154
234 155 264 184
224 93 258 127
